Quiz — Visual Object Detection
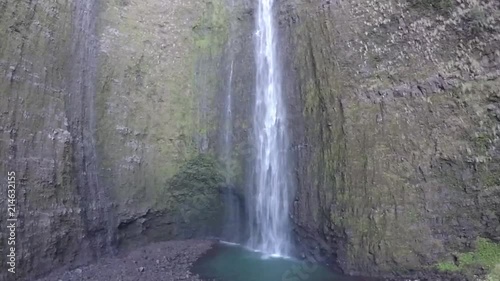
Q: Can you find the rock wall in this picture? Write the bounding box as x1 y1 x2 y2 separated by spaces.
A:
2 0 499 280
280 0 500 279
0 0 254 279
96 0 229 249
0 0 109 279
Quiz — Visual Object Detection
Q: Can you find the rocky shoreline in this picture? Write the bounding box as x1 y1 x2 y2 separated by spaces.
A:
33 239 482 281
35 240 216 281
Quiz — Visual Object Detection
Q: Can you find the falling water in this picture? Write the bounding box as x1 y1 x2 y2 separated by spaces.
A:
223 60 234 175
222 60 242 242
248 0 291 256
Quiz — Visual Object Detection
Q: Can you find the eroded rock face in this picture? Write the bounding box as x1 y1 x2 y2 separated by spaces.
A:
95 0 229 248
279 0 500 279
1 0 110 280
0 0 253 280
2 0 499 280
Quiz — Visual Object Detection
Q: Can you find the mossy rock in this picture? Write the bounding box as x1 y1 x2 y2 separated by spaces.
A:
436 238 500 277
167 154 226 237
169 154 225 192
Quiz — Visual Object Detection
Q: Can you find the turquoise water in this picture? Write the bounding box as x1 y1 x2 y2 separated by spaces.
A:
192 242 376 281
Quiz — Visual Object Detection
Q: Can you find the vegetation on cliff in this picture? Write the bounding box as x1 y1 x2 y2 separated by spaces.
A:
436 238 500 280
166 154 226 237
437 238 500 270
169 154 225 192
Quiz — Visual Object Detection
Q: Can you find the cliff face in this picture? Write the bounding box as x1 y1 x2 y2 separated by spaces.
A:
280 0 500 279
0 0 109 279
96 0 229 248
1 0 499 280
0 0 253 279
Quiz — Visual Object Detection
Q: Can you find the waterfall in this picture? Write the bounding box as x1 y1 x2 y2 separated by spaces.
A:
69 0 115 255
248 0 291 257
222 60 242 242
223 60 234 176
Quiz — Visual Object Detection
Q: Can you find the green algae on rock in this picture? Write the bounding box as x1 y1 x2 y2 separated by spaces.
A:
436 238 500 279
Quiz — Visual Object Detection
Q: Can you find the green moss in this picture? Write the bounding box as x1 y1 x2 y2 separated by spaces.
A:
168 154 224 191
192 0 228 52
436 261 460 272
436 238 500 274
165 154 225 233
463 238 500 269
480 169 500 187
474 133 492 154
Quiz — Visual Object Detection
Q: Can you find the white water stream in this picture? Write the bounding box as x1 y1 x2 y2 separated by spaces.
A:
248 0 291 257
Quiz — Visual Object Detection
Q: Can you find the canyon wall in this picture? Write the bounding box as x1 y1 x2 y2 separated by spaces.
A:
96 0 229 249
280 0 500 280
0 1 109 279
1 0 499 280
0 0 254 279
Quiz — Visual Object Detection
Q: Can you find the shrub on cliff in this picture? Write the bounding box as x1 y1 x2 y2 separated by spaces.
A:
169 154 224 192
167 154 225 234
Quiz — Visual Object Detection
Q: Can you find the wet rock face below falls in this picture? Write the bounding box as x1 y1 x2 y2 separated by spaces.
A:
0 0 499 280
